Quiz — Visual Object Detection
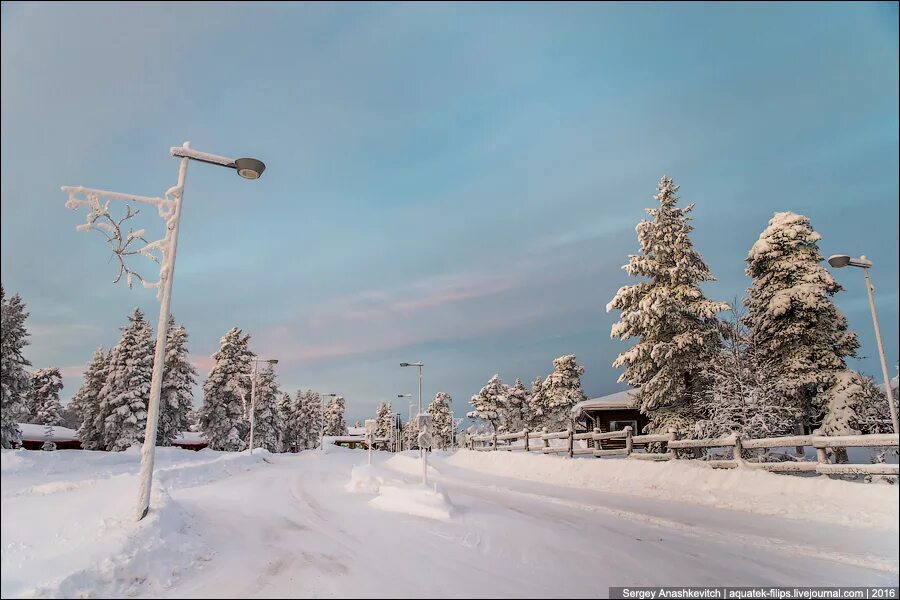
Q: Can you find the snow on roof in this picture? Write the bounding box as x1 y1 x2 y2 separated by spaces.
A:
571 389 638 416
17 423 79 442
172 431 206 445
347 426 366 436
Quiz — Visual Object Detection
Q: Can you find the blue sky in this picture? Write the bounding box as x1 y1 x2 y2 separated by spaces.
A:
2 2 897 424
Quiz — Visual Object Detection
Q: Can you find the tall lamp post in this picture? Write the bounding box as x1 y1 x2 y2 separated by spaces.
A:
400 362 424 414
320 393 338 450
247 358 278 455
828 254 898 434
63 142 266 521
397 393 413 421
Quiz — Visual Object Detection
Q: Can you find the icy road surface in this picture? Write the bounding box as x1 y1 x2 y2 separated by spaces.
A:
2 446 897 598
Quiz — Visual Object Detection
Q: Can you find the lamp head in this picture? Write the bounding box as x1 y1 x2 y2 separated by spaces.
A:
234 157 266 180
828 254 851 268
400 362 410 367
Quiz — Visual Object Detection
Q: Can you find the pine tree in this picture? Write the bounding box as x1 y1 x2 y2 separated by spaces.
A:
468 375 506 432
199 327 253 451
853 372 898 435
72 347 109 450
402 418 419 451
280 392 301 452
537 355 587 431
744 212 859 430
248 364 284 452
696 308 798 440
374 402 394 446
527 375 545 429
99 309 154 452
607 176 728 435
1 286 31 448
157 317 197 446
299 390 323 449
30 368 63 450
323 395 347 436
427 392 454 449
502 379 530 433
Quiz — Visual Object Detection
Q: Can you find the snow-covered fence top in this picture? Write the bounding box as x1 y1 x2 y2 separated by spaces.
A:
467 426 899 477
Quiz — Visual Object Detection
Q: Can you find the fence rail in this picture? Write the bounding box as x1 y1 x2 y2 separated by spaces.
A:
466 425 899 477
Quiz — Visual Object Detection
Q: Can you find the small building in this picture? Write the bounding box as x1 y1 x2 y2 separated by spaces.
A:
171 431 208 451
17 423 82 450
571 389 646 436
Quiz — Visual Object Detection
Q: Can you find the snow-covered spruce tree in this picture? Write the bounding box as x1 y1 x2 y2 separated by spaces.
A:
607 176 728 435
744 212 859 431
99 309 154 452
30 368 64 450
199 327 254 451
402 418 419 451
374 401 394 445
157 317 197 446
323 395 347 436
695 307 798 440
249 364 284 452
280 392 301 452
851 372 897 435
536 355 587 431
72 347 109 450
468 375 507 432
501 379 530 433
428 392 454 449
527 375 546 429
299 390 323 449
1 286 32 448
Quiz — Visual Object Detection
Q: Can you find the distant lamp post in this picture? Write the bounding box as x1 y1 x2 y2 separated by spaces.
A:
397 393 413 421
401 362 429 484
63 142 265 522
320 393 338 450
248 358 278 455
828 254 898 434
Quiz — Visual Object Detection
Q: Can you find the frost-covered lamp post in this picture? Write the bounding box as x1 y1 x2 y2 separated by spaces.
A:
62 142 266 521
828 254 899 434
397 393 413 421
400 362 428 483
248 358 278 455
320 393 338 450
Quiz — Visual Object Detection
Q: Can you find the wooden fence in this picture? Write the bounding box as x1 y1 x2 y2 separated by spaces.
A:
466 426 899 477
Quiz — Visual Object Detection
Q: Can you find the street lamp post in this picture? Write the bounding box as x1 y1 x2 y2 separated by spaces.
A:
828 254 898 434
401 362 429 484
248 358 278 455
63 142 265 521
320 393 338 450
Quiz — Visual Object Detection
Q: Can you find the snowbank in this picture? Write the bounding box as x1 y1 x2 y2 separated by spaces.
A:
369 483 454 521
0 448 272 598
345 463 387 494
445 450 899 530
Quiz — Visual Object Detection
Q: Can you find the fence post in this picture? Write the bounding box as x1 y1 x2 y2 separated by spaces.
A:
733 434 745 468
593 427 602 455
813 428 828 465
542 427 549 452
567 426 574 458
668 428 678 460
523 427 530 452
624 426 633 456
492 430 498 452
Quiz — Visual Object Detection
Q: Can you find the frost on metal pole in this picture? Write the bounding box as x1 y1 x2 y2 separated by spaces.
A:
417 413 433 485
63 142 266 521
365 419 376 465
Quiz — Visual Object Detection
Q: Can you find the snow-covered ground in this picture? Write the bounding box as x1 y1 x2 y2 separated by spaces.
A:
2 446 897 598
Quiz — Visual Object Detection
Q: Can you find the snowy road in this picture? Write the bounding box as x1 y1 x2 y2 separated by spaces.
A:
163 449 897 598
2 447 897 598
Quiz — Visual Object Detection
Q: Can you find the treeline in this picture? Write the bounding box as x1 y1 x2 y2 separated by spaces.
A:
0 294 349 452
466 176 896 441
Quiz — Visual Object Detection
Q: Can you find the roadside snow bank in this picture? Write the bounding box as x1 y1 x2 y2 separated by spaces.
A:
345 464 387 494
445 450 899 531
369 483 454 521
0 448 270 598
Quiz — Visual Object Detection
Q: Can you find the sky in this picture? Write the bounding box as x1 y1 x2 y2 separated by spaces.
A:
1 2 898 425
